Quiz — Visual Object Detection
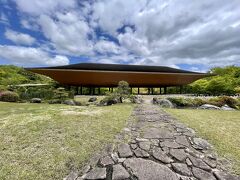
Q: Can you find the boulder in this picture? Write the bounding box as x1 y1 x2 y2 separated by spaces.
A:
131 95 143 104
30 98 41 103
63 100 75 106
199 104 220 110
88 97 97 102
99 98 118 106
153 98 174 108
221 104 235 111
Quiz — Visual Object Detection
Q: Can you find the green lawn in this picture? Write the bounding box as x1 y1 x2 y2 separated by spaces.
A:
165 108 240 175
0 102 134 180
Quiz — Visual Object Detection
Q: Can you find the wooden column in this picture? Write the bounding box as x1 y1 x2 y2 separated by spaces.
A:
138 88 140 94
98 87 100 95
151 88 154 95
160 87 162 94
164 87 167 94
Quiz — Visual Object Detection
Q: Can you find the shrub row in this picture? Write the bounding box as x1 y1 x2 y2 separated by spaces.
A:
166 96 239 109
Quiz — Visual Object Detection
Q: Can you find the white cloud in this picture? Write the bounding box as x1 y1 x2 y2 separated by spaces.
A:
94 40 121 54
0 45 69 66
38 14 93 56
15 0 76 16
5 29 36 45
0 12 9 25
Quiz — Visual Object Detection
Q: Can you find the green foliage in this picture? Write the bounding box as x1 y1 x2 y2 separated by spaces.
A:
208 96 238 108
189 66 240 95
115 81 131 103
0 91 19 102
167 97 206 107
53 87 69 101
0 65 54 88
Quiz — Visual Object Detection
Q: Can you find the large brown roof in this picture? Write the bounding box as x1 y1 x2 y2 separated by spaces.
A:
26 63 213 87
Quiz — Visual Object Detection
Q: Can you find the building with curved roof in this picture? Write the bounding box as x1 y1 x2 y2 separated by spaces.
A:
26 63 213 94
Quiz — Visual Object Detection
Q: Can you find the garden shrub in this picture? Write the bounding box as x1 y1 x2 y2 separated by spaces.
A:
167 97 192 107
0 91 19 102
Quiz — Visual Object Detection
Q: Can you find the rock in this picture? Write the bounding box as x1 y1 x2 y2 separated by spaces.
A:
83 167 106 180
176 136 190 147
131 95 143 104
63 100 75 106
130 143 138 150
133 147 150 158
48 99 62 104
188 155 211 171
99 156 114 167
118 143 133 158
192 167 216 180
143 128 174 139
169 149 187 162
193 137 212 150
112 164 130 180
186 158 192 166
152 147 174 163
213 170 240 180
221 104 235 111
136 138 149 142
203 157 217 168
172 163 192 176
64 170 78 180
199 104 220 110
153 98 174 108
111 152 119 163
138 141 151 151
123 158 178 180
160 140 184 149
30 98 41 103
99 98 118 106
88 97 97 102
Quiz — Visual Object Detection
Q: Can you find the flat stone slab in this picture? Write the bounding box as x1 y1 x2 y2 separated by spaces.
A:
123 158 178 180
152 147 173 163
161 140 184 149
118 143 133 158
99 156 114 167
170 148 187 162
193 137 212 150
138 141 151 151
143 128 174 139
176 136 190 147
189 155 211 171
172 163 192 176
213 170 240 180
133 147 150 158
112 164 130 180
83 167 106 180
192 167 216 180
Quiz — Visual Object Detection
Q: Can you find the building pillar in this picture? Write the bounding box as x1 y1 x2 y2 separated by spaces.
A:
164 87 167 94
80 86 83 95
98 87 101 95
130 87 132 94
180 86 183 94
138 88 140 94
111 87 113 93
151 88 154 95
160 87 162 94
109 88 111 92
148 88 150 95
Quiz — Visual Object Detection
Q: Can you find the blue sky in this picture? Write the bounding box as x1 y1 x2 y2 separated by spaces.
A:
0 0 240 72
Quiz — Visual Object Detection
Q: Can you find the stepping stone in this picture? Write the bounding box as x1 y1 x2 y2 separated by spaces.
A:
118 143 133 158
112 164 130 180
192 167 216 180
64 171 78 180
188 156 211 171
139 141 151 151
123 158 178 180
172 163 192 176
203 157 217 168
83 167 106 180
152 147 174 164
99 156 114 167
161 140 184 149
169 149 187 162
192 137 212 150
133 147 150 158
143 128 174 139
213 170 240 180
176 136 190 147
130 143 138 150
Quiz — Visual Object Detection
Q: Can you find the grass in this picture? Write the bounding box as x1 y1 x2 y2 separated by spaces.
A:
165 108 240 175
0 102 134 180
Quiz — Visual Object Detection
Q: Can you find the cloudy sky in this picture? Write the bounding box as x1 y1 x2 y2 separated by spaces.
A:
0 0 239 72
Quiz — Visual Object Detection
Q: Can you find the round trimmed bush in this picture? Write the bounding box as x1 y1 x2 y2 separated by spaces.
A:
0 91 19 102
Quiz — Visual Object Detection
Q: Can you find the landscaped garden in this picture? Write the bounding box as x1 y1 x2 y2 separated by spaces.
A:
0 102 134 180
165 108 240 174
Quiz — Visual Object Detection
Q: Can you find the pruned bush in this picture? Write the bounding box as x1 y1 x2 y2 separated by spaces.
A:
208 96 237 108
0 91 19 102
167 97 206 107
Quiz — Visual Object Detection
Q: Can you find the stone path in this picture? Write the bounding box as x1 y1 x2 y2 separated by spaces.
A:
65 104 240 180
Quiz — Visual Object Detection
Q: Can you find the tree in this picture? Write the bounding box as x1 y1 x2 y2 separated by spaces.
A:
115 81 131 103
